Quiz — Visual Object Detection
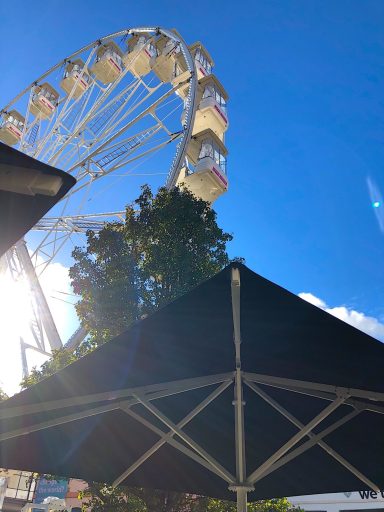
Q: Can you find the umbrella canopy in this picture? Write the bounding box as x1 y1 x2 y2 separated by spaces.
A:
0 142 76 256
1 263 384 508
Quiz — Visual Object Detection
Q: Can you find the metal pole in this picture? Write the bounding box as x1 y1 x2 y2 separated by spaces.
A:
230 267 253 511
236 488 247 512
233 368 249 512
20 338 29 378
14 240 62 350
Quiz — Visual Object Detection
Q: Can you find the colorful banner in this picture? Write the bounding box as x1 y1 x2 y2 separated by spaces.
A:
34 478 68 504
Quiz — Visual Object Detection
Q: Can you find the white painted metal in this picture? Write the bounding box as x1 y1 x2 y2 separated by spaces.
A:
256 409 362 482
245 381 379 491
230 268 253 511
121 404 235 482
32 212 125 233
113 380 233 486
243 372 384 404
133 392 235 483
13 241 61 348
0 382 232 443
0 373 233 420
247 395 348 485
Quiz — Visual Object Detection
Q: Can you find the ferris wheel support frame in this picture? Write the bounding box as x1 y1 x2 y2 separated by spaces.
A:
3 27 199 378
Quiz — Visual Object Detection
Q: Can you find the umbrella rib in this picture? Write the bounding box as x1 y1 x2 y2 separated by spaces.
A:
132 392 236 484
245 381 379 491
121 404 236 484
243 373 384 415
251 408 360 482
247 392 348 485
0 373 233 420
243 372 384 403
112 379 233 487
0 377 231 442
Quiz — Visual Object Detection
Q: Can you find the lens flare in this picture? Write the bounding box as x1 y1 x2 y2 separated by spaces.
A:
367 177 384 233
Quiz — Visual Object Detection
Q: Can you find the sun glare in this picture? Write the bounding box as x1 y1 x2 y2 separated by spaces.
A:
0 274 33 337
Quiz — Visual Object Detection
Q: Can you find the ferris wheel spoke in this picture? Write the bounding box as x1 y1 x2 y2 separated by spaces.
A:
33 48 99 161
65 81 184 176
63 127 171 199
36 70 136 165
92 81 163 144
45 78 144 168
101 133 182 174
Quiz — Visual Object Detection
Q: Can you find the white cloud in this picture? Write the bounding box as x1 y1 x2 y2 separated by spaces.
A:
299 292 384 341
297 292 326 309
38 260 79 341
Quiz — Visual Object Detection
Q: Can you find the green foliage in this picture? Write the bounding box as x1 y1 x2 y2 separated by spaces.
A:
79 484 212 512
79 485 298 512
21 185 232 389
20 341 92 388
0 387 8 401
199 496 300 512
79 483 145 512
69 184 232 345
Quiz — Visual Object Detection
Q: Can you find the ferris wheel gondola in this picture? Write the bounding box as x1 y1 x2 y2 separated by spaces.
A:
0 27 230 378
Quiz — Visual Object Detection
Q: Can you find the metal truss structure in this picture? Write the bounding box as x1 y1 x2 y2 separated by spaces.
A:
1 27 200 377
1 269 383 511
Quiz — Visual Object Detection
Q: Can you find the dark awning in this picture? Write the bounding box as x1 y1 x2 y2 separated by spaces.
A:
1 263 384 503
0 142 76 256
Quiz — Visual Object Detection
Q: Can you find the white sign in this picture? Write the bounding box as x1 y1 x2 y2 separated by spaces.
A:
0 477 7 512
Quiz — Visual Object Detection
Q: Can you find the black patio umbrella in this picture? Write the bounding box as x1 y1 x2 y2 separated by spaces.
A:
0 142 76 256
1 263 384 511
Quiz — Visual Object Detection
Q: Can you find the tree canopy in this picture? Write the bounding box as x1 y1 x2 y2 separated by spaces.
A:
70 184 232 346
22 184 233 386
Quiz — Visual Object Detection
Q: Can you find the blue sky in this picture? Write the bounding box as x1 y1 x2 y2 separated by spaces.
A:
1 0 384 390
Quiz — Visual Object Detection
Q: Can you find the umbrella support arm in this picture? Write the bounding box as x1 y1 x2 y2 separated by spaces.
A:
133 392 236 483
113 380 233 486
244 381 380 491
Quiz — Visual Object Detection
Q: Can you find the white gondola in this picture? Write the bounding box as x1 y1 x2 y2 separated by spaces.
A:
190 42 213 79
182 75 228 140
172 42 214 98
0 110 25 146
60 59 91 98
152 32 182 83
123 35 156 77
30 83 59 119
92 41 124 85
177 128 228 203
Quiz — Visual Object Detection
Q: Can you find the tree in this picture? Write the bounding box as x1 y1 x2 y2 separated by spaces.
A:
22 184 232 389
79 484 299 512
196 497 300 512
0 387 8 401
69 184 232 346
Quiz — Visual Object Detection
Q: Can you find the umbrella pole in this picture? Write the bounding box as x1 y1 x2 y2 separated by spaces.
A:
237 488 248 512
231 268 253 511
231 368 252 512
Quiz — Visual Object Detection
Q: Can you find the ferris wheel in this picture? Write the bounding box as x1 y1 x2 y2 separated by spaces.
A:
0 27 229 379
